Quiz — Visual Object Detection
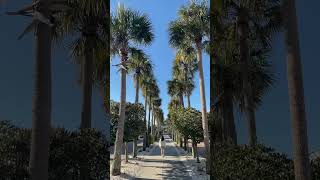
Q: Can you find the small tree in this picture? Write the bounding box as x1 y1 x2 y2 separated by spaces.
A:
110 101 145 162
173 108 203 162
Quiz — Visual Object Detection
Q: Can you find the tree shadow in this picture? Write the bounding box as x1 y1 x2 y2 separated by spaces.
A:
111 172 136 180
157 159 192 180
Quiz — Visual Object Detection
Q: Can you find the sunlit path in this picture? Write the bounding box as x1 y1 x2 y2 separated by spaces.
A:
111 135 207 180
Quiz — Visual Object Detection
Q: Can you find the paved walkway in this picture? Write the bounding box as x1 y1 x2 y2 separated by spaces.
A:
111 135 206 180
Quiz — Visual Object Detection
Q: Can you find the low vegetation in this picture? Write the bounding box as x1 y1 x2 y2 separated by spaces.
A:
0 121 109 180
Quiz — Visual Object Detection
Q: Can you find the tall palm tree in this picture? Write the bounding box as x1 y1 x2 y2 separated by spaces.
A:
111 4 154 175
62 0 108 129
172 53 197 149
141 74 156 150
283 0 311 179
29 1 52 179
167 78 185 147
147 84 159 136
151 98 161 138
169 0 210 169
127 50 152 104
6 0 67 178
173 49 198 108
225 0 282 146
127 50 152 158
212 19 275 145
167 78 185 107
154 108 164 136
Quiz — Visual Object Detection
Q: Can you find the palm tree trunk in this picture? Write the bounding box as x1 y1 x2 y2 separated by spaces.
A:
179 95 184 107
79 34 95 179
29 6 52 179
135 77 139 103
104 53 110 120
283 0 311 179
187 95 191 108
80 37 93 129
133 138 138 158
143 94 147 150
172 129 175 141
153 113 156 138
147 97 151 146
238 14 257 147
212 59 223 144
196 42 210 172
192 139 196 158
193 140 200 163
223 83 237 145
104 1 110 122
111 50 127 176
148 98 151 132
151 106 154 137
125 142 128 163
184 136 187 151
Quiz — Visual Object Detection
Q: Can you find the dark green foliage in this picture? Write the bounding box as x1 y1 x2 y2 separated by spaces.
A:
311 157 320 180
0 121 109 180
211 144 295 180
110 101 145 142
172 108 203 142
49 128 109 180
207 111 215 131
0 121 30 179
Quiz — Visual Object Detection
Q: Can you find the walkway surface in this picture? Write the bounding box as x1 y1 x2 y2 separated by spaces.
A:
111 135 208 180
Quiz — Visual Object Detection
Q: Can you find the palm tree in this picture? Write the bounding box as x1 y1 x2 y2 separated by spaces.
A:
283 0 311 179
6 0 73 177
29 2 52 179
169 0 210 170
211 14 275 145
173 50 198 108
167 78 185 147
128 50 153 104
111 4 154 175
224 0 282 146
141 75 156 150
147 84 159 137
151 98 162 138
171 52 198 149
153 107 163 137
127 50 152 157
167 78 185 107
62 0 108 129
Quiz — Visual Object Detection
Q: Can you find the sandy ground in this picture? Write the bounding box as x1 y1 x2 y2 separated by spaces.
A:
110 135 209 180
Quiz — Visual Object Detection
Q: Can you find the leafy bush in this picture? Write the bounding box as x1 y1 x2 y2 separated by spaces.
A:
110 101 145 143
311 156 320 180
0 120 30 179
172 107 203 142
211 144 295 180
0 121 109 180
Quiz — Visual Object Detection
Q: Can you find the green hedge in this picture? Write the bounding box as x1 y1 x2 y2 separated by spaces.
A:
311 157 320 180
211 144 295 180
211 144 320 180
0 121 110 180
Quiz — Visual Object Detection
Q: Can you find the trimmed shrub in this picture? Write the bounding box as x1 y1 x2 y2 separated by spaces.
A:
311 157 320 180
0 121 110 180
211 144 295 180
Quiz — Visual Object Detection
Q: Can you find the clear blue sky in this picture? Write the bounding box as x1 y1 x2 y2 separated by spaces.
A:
110 0 210 118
